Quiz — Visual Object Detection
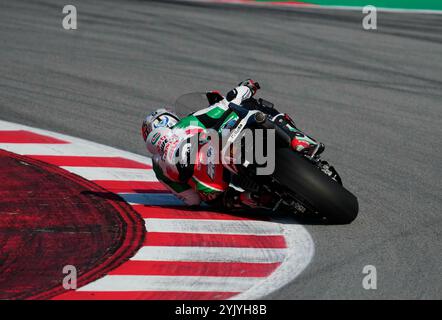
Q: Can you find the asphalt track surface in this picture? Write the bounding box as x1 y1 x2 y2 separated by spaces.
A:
0 0 441 299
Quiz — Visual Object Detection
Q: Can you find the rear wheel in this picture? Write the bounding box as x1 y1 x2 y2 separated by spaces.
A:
273 148 359 224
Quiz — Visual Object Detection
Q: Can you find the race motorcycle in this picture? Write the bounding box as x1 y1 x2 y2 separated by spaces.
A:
174 92 359 224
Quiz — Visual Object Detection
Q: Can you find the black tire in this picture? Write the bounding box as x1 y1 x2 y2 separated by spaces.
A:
273 148 359 224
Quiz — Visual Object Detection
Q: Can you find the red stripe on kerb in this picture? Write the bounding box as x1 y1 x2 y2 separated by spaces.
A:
0 130 68 143
133 205 269 221
144 232 286 248
92 181 168 193
109 260 281 277
53 291 237 300
28 155 151 169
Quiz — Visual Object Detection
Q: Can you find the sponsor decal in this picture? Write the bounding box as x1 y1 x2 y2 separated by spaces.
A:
160 139 168 153
206 145 216 180
230 122 244 141
151 132 161 144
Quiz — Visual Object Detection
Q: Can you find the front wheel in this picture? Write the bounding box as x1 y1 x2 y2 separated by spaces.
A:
273 149 359 224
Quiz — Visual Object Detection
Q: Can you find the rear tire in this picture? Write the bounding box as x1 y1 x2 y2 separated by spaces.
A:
273 149 359 224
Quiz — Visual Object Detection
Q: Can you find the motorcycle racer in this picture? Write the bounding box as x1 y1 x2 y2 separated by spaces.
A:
141 80 320 207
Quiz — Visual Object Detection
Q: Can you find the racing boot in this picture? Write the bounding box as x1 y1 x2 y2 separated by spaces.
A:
222 188 274 209
272 113 324 157
238 191 274 209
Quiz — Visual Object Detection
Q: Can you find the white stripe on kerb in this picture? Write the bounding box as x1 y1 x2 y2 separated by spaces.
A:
131 246 287 263
61 167 157 181
119 193 185 206
0 143 119 157
77 275 261 292
144 218 283 235
233 221 315 300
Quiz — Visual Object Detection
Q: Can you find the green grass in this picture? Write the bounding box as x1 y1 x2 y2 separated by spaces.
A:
255 0 442 10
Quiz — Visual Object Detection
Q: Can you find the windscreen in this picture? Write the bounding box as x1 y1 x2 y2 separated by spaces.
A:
173 92 210 118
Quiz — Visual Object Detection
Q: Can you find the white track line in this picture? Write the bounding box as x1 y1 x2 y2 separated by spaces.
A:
61 166 157 181
144 218 283 235
182 0 442 14
132 246 287 263
312 5 442 14
77 275 261 292
0 143 119 157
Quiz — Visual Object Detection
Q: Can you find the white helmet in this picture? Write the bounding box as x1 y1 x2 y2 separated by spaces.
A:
141 108 180 142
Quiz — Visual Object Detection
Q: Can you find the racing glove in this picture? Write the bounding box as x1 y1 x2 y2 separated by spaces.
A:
238 79 260 95
226 79 260 103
